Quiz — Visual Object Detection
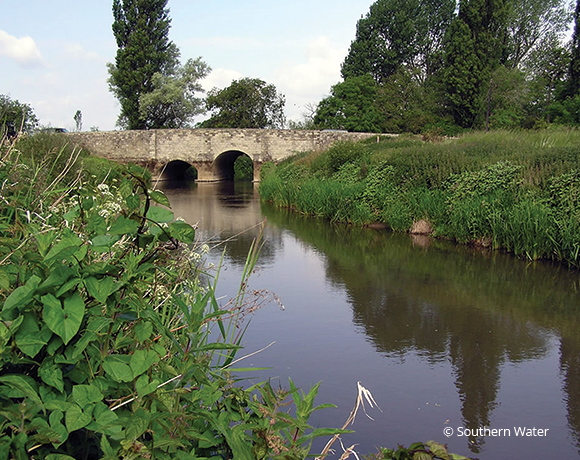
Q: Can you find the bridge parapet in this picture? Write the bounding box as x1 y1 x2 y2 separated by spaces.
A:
67 128 378 181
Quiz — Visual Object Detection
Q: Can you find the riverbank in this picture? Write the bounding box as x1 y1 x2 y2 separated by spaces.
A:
258 129 580 268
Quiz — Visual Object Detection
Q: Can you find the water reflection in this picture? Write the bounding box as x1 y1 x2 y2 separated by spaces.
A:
162 183 580 458
160 181 280 268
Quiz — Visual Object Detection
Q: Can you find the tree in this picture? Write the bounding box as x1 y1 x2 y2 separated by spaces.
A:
524 37 570 123
442 0 510 127
570 0 580 95
313 75 383 132
138 57 210 129
199 78 286 129
504 0 571 69
0 95 38 138
107 0 180 129
73 110 82 132
341 0 455 83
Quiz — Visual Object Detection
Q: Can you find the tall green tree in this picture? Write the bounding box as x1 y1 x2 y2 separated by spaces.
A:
341 0 455 83
443 0 510 127
108 0 179 129
198 78 286 129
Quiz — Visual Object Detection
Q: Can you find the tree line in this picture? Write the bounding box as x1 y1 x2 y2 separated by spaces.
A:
4 0 580 135
311 0 580 134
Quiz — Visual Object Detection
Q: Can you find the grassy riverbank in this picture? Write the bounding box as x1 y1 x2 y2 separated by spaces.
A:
259 130 580 267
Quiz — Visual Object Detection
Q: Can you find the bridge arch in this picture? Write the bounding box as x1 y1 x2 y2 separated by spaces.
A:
214 150 256 181
161 160 198 181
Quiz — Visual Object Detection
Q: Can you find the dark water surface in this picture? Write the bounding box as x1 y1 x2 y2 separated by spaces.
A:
161 181 580 459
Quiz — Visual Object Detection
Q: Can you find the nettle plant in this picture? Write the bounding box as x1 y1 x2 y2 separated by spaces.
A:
0 154 341 459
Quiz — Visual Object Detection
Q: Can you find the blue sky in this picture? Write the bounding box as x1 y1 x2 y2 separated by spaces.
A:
1 1 373 131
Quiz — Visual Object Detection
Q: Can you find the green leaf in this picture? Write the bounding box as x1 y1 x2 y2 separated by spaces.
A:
55 277 82 297
39 359 64 392
91 234 120 251
125 408 150 440
169 221 195 243
87 402 120 435
108 215 140 235
65 404 92 432
44 235 83 264
146 206 174 223
0 269 10 290
134 321 153 342
135 375 159 397
46 453 76 459
1 275 40 318
15 313 52 358
150 190 171 207
130 349 158 378
0 374 43 407
413 453 433 460
49 410 69 447
42 292 85 345
84 276 118 304
72 384 103 409
38 267 76 295
103 356 133 382
426 441 451 460
100 435 117 459
126 193 141 211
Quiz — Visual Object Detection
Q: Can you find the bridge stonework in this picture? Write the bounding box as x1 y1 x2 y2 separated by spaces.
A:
67 129 376 181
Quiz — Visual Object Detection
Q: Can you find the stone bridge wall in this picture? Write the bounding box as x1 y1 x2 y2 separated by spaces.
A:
67 128 377 181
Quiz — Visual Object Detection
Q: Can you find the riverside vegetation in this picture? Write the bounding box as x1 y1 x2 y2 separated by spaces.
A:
259 130 580 268
0 133 473 459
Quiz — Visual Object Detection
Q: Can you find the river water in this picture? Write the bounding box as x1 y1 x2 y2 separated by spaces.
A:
160 181 580 459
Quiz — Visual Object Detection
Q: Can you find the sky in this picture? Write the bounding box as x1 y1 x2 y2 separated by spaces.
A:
1 0 375 131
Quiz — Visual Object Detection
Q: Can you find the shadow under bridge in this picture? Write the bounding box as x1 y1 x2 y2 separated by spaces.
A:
159 150 257 182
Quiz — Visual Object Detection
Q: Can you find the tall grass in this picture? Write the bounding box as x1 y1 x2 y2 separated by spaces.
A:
259 129 580 267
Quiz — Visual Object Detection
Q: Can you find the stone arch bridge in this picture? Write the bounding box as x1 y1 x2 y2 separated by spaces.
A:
67 128 376 182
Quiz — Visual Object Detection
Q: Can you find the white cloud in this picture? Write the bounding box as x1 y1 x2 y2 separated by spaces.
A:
64 43 101 62
185 36 265 51
272 36 346 121
201 68 245 92
0 28 43 67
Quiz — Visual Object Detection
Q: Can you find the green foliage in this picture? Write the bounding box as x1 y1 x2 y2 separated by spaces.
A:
108 0 182 129
0 144 345 459
138 57 211 129
340 0 455 82
313 75 383 132
443 17 485 128
0 95 39 138
310 141 370 177
199 78 286 129
234 154 254 181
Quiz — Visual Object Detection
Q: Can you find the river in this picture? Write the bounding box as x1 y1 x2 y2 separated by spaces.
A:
160 180 580 459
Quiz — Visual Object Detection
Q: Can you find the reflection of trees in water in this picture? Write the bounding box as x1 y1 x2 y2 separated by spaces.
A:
212 228 280 269
263 206 580 454
215 181 255 208
560 334 580 454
